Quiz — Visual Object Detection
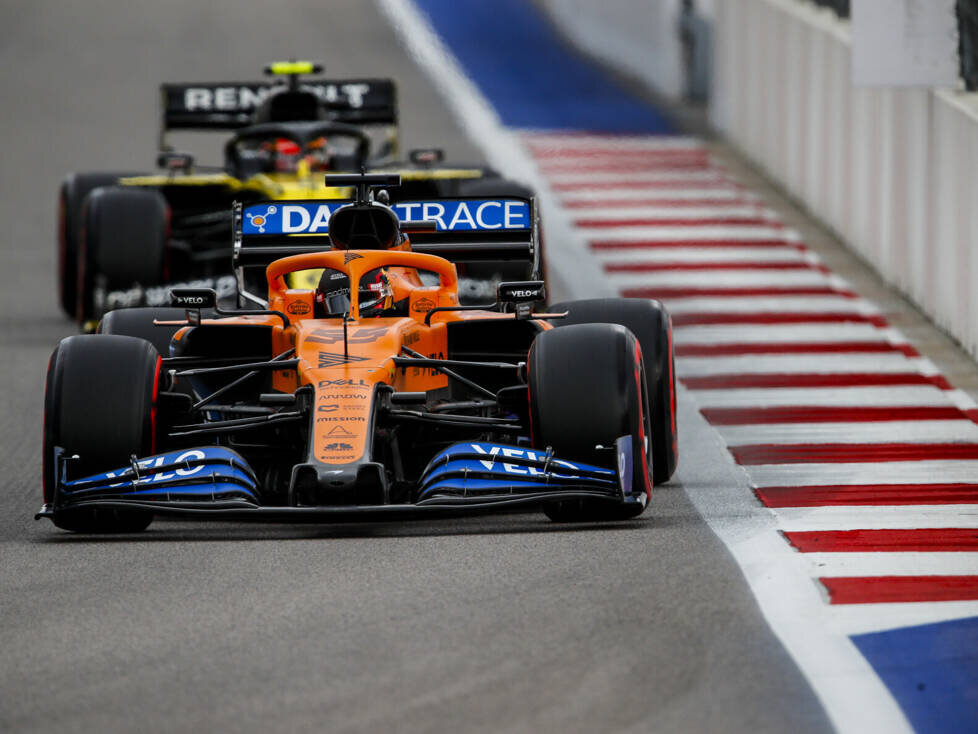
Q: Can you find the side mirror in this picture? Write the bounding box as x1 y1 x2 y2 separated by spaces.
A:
158 150 195 172
409 148 445 166
497 281 546 304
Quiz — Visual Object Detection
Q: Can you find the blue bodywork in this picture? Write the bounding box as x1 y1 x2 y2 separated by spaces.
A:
42 439 638 520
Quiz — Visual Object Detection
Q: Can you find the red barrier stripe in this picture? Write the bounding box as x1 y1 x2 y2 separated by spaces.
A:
626 286 853 299
682 373 951 390
607 262 821 273
671 312 887 327
678 341 916 357
530 148 707 159
552 179 734 191
756 483 978 507
732 443 978 464
785 529 978 552
821 576 978 604
701 405 964 425
565 198 755 209
593 238 801 250
577 217 779 228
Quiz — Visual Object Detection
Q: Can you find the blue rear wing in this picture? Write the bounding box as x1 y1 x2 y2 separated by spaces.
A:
232 196 539 273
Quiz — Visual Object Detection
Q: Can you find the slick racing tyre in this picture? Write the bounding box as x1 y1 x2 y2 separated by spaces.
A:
58 172 143 318
77 186 169 326
549 298 678 485
99 307 189 356
43 335 160 533
528 323 652 522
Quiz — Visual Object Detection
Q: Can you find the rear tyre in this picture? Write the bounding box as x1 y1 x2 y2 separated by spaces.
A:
43 335 160 533
99 307 189 356
58 172 143 318
549 298 678 485
528 324 651 522
77 187 168 325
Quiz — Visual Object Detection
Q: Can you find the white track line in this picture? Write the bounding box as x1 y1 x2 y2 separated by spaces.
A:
578 224 788 240
611 270 835 290
675 323 896 345
543 170 730 185
568 204 771 220
775 505 978 531
686 386 953 407
806 553 978 577
716 421 978 445
561 188 756 203
666 296 871 314
593 247 812 265
748 462 978 487
523 133 706 150
677 353 929 375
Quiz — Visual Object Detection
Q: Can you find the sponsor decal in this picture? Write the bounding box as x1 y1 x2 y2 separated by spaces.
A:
101 449 209 487
327 424 355 437
403 329 422 346
318 404 340 413
318 378 371 389
308 326 388 345
179 82 373 112
287 300 311 315
245 205 277 233
412 297 435 314
469 444 579 476
344 251 363 263
316 416 366 423
242 199 530 235
318 351 369 368
322 442 354 453
413 352 445 377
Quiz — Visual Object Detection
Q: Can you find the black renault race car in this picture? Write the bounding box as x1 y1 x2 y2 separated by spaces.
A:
57 62 535 328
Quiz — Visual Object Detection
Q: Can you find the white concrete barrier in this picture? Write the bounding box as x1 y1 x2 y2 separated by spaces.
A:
539 0 978 359
711 0 978 358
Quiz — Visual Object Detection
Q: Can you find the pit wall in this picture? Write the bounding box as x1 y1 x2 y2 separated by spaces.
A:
539 0 978 359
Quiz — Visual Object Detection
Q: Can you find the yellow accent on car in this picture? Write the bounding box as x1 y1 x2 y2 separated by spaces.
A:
268 61 315 75
285 269 324 290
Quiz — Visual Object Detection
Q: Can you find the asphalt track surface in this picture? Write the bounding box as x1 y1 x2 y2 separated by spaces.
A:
0 2 830 732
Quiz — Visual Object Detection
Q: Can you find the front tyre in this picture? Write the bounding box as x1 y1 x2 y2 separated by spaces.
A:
43 335 161 532
528 323 652 522
549 298 678 485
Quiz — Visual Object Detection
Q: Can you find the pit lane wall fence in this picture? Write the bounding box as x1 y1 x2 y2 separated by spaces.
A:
540 0 978 360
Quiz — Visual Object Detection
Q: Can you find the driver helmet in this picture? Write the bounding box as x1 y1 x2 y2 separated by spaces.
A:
259 138 302 172
315 267 394 318
304 136 331 171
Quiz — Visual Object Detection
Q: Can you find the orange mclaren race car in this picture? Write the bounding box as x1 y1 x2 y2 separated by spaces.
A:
39 175 676 533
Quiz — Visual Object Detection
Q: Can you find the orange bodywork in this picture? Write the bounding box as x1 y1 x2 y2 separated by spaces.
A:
197 249 550 468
